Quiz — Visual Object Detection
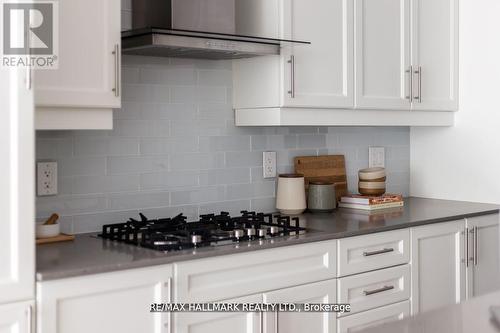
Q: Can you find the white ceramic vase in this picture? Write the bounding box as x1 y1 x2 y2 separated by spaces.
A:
276 174 306 215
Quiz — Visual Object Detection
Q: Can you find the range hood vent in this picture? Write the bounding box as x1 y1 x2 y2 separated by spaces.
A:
122 0 309 60
122 28 309 59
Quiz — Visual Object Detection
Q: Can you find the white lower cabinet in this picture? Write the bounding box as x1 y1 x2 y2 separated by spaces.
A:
466 214 500 298
263 280 337 333
0 301 33 333
337 300 410 333
410 220 466 314
174 294 262 333
36 266 172 333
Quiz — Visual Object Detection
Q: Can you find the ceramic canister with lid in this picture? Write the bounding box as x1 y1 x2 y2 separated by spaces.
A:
307 181 336 213
276 174 306 215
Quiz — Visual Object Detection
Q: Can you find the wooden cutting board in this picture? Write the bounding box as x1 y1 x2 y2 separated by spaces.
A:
36 234 75 245
294 155 348 202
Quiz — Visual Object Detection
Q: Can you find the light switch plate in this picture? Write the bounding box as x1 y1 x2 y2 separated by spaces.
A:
263 151 277 179
369 147 385 168
37 162 58 196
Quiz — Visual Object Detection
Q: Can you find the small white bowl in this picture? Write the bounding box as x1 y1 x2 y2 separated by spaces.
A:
36 223 60 239
359 167 386 180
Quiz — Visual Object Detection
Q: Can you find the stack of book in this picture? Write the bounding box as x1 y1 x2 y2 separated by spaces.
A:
339 194 404 211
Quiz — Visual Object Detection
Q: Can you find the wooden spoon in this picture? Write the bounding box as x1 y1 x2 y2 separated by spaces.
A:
43 213 59 225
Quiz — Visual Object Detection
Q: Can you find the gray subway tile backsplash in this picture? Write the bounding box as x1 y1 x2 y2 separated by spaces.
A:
35 21 411 233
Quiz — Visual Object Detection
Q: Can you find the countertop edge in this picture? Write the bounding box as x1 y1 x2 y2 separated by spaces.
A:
36 207 500 282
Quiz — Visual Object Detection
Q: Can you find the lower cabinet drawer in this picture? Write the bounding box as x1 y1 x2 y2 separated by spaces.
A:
175 240 337 302
337 229 410 277
337 264 410 316
337 300 410 333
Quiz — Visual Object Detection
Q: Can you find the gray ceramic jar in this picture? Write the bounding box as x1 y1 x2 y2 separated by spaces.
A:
307 181 336 213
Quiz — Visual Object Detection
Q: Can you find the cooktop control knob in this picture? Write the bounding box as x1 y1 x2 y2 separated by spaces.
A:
191 234 202 245
246 228 256 237
234 229 244 239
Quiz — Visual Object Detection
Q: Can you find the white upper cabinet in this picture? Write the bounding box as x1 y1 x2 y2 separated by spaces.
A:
233 0 457 126
355 0 458 111
281 0 353 108
411 0 458 110
0 68 34 306
354 0 411 110
35 0 121 130
233 0 354 110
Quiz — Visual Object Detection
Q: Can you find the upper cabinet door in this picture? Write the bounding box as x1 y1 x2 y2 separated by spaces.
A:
467 214 500 298
0 69 34 305
411 0 458 111
354 0 411 110
35 0 121 109
281 0 354 108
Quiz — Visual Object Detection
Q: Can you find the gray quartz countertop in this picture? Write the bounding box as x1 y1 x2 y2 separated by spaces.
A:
36 197 499 281
359 289 500 333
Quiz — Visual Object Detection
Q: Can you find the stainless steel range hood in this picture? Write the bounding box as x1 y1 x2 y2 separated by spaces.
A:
122 0 309 60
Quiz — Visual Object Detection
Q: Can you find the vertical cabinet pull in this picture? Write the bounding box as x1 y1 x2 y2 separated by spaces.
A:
464 227 469 267
168 277 172 333
259 311 263 333
112 44 120 97
405 66 413 103
26 304 32 333
287 55 295 98
275 310 279 333
414 66 422 103
474 226 478 266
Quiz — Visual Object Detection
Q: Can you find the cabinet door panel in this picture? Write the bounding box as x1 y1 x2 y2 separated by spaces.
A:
467 214 500 297
175 294 261 333
37 266 172 333
282 0 353 108
411 0 458 110
35 0 120 108
263 280 337 333
0 301 32 333
411 220 466 314
355 0 411 109
0 68 34 304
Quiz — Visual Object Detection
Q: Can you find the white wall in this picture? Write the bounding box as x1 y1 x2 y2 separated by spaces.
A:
410 0 500 204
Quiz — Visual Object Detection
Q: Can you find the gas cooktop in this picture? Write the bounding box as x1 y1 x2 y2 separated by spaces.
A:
98 211 307 252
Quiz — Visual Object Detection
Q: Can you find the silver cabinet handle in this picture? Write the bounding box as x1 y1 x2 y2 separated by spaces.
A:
275 310 279 333
112 44 120 97
405 66 413 103
363 285 394 296
474 226 478 266
25 29 32 90
168 277 172 333
287 55 295 98
259 311 263 333
26 304 32 333
363 248 394 257
464 227 469 267
414 66 422 103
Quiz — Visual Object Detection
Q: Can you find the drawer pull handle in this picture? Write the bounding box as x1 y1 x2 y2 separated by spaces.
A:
363 248 394 256
363 285 394 296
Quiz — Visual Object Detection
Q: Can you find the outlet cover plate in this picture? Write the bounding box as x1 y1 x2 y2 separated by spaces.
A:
369 147 385 168
263 151 277 179
37 162 58 196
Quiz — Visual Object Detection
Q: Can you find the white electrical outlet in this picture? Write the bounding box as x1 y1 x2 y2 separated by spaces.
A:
369 147 385 168
37 162 58 196
263 151 277 179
